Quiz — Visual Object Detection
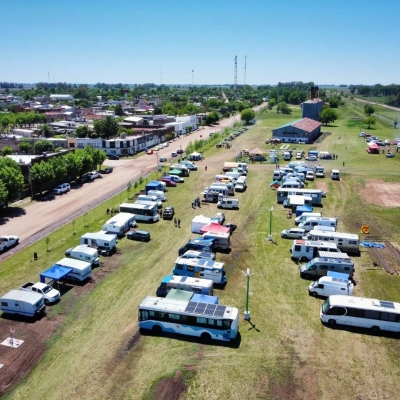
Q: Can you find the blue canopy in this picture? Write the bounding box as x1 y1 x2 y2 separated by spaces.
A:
40 265 73 283
191 294 219 304
295 205 313 217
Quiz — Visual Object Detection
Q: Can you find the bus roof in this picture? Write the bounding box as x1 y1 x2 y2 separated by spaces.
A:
327 295 400 312
162 275 213 287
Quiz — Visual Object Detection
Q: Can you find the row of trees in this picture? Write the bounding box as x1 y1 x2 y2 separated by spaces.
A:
30 146 107 195
0 158 25 206
0 111 46 133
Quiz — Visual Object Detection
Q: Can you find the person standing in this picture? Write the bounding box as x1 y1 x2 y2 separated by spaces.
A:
343 161 345 167
174 217 177 227
177 219 181 228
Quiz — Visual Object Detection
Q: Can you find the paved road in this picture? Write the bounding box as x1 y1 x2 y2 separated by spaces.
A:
0 104 266 260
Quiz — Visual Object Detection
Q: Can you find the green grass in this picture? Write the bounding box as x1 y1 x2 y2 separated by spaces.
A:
3 103 400 399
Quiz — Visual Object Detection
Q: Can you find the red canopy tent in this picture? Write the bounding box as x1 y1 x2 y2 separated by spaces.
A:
200 222 230 234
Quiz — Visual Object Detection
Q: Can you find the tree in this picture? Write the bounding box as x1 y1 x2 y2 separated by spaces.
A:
205 111 220 125
64 152 82 182
241 108 255 124
92 148 107 170
320 108 338 126
34 140 53 155
0 180 8 205
162 102 176 115
364 104 375 116
364 116 376 129
102 116 119 139
49 157 67 185
37 124 54 138
268 98 276 109
115 104 124 116
277 102 292 114
75 125 92 138
30 161 56 195
2 146 14 156
0 158 24 204
19 140 32 154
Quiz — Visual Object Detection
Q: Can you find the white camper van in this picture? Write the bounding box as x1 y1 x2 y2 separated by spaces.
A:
0 290 46 317
65 244 100 267
102 212 137 237
290 240 340 261
305 230 360 254
308 272 353 298
300 257 354 279
56 257 92 282
299 217 338 232
147 190 166 201
137 195 162 208
295 212 322 225
217 198 239 210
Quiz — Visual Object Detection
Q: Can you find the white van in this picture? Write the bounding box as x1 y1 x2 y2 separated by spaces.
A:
137 195 162 208
225 171 241 181
283 151 291 161
290 240 340 261
217 198 239 210
300 257 354 279
295 212 322 225
147 190 166 201
281 180 303 189
273 170 282 180
299 217 338 232
308 272 353 298
56 257 92 282
236 176 247 185
331 169 340 180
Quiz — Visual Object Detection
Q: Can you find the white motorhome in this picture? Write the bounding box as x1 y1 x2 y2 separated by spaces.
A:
313 226 336 232
212 182 234 195
65 244 100 267
305 230 360 254
147 190 166 201
156 275 213 297
300 257 354 279
283 151 292 161
295 212 322 225
102 212 137 237
80 232 117 256
202 232 231 251
308 272 353 298
203 187 228 203
236 176 247 185
290 240 340 261
281 181 303 189
299 217 338 232
137 195 162 208
217 198 239 210
0 290 46 317
56 257 92 282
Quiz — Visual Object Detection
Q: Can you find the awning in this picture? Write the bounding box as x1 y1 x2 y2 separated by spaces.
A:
40 265 73 283
200 222 230 234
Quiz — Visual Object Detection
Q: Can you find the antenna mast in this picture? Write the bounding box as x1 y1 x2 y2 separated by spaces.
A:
244 56 247 86
192 69 194 86
234 55 237 89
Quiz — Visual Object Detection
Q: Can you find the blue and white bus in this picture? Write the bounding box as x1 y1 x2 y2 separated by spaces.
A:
276 188 324 205
119 202 159 223
138 296 239 341
172 257 227 285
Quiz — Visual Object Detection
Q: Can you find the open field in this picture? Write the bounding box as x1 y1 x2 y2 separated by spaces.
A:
351 98 400 124
1 102 400 399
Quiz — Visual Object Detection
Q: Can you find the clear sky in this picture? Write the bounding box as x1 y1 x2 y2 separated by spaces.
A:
1 0 399 85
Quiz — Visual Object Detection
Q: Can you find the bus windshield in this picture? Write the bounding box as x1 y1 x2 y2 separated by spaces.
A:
321 298 330 314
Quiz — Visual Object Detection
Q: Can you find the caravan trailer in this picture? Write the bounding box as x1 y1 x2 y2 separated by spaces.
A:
55 258 92 282
0 290 45 317
305 230 360 254
80 232 117 256
102 212 136 237
290 240 340 261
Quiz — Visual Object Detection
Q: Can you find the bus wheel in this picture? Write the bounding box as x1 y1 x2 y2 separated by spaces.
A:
152 325 162 334
328 319 336 327
371 326 380 334
201 332 211 342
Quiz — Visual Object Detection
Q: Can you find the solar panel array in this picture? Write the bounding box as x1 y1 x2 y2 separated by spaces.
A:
380 301 395 309
185 301 226 317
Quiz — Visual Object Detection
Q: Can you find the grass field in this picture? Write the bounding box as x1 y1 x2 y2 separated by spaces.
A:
350 98 400 125
2 102 400 400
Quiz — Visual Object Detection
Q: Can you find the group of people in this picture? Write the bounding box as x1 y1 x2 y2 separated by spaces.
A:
173 218 181 228
192 197 201 208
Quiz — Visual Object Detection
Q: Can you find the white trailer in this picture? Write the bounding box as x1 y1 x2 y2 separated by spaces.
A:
65 244 100 267
306 230 360 254
102 212 136 237
80 232 117 256
55 257 92 282
1 290 45 317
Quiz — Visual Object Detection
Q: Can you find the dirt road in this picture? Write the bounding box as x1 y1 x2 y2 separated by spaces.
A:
0 104 266 260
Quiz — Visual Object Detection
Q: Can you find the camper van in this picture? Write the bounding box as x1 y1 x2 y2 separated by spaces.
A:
214 174 236 184
102 212 137 237
156 275 213 297
202 232 231 251
308 272 354 298
225 171 241 181
212 182 234 195
281 181 303 189
304 230 360 253
137 195 162 208
56 257 92 282
203 186 228 202
217 198 239 210
300 257 354 279
65 244 100 267
283 151 292 161
295 212 322 225
223 162 248 172
290 240 340 261
299 217 338 232
331 169 340 180
80 232 117 256
147 190 166 202
0 290 46 317
180 161 197 171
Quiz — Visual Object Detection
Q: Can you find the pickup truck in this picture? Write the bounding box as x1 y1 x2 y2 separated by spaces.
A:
20 282 61 305
0 235 19 252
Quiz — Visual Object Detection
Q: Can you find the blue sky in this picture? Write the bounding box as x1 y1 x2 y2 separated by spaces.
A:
1 0 399 85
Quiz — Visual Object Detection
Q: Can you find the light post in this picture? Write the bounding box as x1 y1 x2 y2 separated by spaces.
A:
242 268 254 321
268 207 274 241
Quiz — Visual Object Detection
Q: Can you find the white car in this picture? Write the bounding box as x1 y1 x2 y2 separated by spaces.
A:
306 171 315 181
54 183 70 194
166 175 184 183
0 235 19 251
281 228 307 239
305 155 318 161
88 171 100 180
296 152 303 159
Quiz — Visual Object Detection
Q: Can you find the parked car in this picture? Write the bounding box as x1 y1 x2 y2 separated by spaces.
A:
305 155 318 161
101 167 113 174
171 152 177 157
177 149 184 154
161 177 177 187
127 230 151 242
163 206 175 220
234 182 246 192
54 183 70 194
166 175 184 183
296 152 303 159
0 235 19 252
281 228 307 239
306 171 315 181
159 157 167 162
87 171 100 180
108 155 119 160
216 143 222 148
146 149 154 155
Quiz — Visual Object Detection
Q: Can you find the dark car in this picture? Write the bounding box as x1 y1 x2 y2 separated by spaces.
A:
159 157 167 162
171 152 177 157
101 167 113 174
161 177 177 187
108 155 119 160
216 143 222 148
127 230 151 242
253 155 266 162
224 223 237 234
177 149 184 154
163 206 175 220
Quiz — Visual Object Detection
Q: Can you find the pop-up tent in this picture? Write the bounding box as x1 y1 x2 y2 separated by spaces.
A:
200 222 230 234
40 265 73 283
189 152 202 161
295 205 313 217
145 180 164 194
270 180 281 188
191 215 212 233
250 147 267 155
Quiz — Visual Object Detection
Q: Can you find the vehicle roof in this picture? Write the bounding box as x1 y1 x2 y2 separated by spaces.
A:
81 232 117 240
1 289 43 302
175 257 224 270
71 244 98 255
327 295 400 312
56 257 92 268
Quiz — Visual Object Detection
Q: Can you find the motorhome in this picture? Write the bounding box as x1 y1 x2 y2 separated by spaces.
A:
281 181 303 189
0 290 45 317
223 161 248 172
147 190 166 201
55 257 92 282
313 226 336 232
300 257 355 279
304 230 360 254
290 240 340 261
217 198 239 210
65 244 100 267
80 232 117 256
236 176 247 185
295 212 322 225
298 217 338 232
283 151 292 161
225 171 241 181
203 185 229 202
202 232 231 251
102 212 137 237
156 275 214 297
308 272 353 298
212 182 234 195
277 188 324 205
214 174 236 184
137 195 162 208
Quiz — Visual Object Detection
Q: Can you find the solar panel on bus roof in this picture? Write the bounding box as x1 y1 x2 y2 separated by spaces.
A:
185 301 227 317
380 301 395 309
185 302 196 313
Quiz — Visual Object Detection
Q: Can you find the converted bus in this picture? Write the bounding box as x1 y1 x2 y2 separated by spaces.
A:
173 257 227 285
156 275 213 297
119 202 159 222
277 188 324 205
138 296 239 341
321 295 400 333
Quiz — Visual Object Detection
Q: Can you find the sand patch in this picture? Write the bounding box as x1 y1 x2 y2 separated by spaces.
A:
358 179 400 207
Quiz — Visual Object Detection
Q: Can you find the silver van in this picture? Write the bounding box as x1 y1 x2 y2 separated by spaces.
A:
299 217 338 232
300 257 354 279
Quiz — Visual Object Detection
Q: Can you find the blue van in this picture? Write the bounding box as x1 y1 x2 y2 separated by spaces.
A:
178 239 215 256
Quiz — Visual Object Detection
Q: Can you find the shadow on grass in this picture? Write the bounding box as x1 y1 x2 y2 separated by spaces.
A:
140 328 242 348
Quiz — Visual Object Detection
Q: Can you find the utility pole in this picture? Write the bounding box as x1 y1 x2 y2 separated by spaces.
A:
268 207 274 241
192 69 194 86
244 56 247 86
234 55 237 90
242 268 254 320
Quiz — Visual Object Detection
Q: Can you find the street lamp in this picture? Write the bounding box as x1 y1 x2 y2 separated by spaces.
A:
268 207 274 241
241 268 254 321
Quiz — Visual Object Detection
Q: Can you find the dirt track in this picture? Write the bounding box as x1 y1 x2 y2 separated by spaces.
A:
0 104 265 262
